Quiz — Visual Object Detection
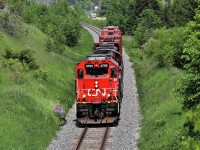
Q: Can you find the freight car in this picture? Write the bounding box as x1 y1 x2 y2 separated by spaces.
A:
75 26 123 125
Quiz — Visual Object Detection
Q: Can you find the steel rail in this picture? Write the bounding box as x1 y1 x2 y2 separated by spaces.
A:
74 126 88 150
100 126 110 150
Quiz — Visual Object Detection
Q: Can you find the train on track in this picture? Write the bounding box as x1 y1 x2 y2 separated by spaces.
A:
75 25 123 125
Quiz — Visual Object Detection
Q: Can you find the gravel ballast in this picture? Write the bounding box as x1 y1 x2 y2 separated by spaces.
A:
48 26 141 150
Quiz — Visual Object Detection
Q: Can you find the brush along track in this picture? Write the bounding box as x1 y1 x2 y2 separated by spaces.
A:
72 126 110 150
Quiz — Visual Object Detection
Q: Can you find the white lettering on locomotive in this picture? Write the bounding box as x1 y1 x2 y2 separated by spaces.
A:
88 89 106 97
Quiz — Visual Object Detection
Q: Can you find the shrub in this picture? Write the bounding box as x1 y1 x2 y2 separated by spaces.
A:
0 11 22 36
0 0 5 9
33 69 48 81
4 49 39 69
132 9 162 47
2 58 28 84
45 38 65 53
145 27 188 68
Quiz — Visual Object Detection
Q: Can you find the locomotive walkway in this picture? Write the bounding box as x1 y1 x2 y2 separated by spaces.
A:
48 24 141 150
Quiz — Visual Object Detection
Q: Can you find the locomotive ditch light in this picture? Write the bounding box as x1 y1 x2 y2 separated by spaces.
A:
83 94 86 98
82 98 86 104
107 94 110 97
95 85 98 88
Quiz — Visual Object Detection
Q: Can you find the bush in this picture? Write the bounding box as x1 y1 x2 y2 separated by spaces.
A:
2 58 28 84
145 27 188 68
45 38 65 53
0 0 5 9
0 11 22 36
4 49 39 70
132 9 162 47
33 1 81 48
33 69 48 81
176 8 200 147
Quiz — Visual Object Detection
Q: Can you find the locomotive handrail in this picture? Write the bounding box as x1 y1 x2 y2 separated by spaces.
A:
76 88 118 91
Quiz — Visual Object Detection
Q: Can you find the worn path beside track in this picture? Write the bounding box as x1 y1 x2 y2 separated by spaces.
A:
48 24 141 150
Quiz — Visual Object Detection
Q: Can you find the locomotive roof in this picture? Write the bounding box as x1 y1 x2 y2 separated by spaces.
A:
103 26 119 30
86 53 119 66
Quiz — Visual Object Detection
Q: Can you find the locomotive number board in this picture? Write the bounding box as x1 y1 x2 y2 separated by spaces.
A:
85 64 94 68
99 63 109 68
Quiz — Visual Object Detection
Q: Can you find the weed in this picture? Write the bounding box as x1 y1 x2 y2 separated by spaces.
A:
33 69 48 81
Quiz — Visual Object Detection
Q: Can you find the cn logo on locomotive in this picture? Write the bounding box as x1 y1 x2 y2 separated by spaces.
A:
88 89 106 97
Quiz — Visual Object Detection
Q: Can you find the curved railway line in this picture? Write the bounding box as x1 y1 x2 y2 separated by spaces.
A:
82 23 101 35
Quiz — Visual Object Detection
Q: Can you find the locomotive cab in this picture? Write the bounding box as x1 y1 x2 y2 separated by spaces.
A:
75 55 122 124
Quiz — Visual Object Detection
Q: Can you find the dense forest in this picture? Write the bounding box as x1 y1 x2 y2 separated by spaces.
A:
1 0 200 149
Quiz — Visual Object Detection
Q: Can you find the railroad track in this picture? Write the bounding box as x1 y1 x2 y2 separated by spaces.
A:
82 23 101 36
72 126 110 150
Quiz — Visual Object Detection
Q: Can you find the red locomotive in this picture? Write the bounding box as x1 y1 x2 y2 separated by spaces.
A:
75 26 123 125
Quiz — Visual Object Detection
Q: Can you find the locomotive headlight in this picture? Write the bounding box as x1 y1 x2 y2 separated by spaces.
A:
95 81 98 88
107 94 110 97
83 94 86 98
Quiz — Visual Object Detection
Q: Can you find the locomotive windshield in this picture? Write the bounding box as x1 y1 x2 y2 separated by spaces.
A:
86 68 108 76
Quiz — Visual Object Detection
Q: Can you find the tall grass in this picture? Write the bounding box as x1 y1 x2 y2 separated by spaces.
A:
123 36 185 149
0 24 93 149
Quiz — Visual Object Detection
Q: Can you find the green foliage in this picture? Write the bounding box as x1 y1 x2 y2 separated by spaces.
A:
106 0 197 35
132 9 162 47
33 69 48 81
0 11 22 36
172 0 198 27
84 18 107 29
20 0 82 50
176 6 200 147
2 58 28 84
106 0 130 33
144 27 188 68
0 0 5 9
0 23 93 149
123 36 185 149
4 49 39 70
127 0 160 33
160 2 175 28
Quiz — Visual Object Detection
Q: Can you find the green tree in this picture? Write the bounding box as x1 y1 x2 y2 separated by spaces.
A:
133 9 162 47
177 6 200 148
172 0 198 27
127 0 161 33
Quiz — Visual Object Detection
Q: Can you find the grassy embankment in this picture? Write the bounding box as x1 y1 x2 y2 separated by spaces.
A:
123 36 185 149
0 24 93 149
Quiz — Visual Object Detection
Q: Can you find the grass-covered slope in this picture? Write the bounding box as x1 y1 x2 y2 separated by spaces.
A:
123 36 185 149
0 24 93 149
